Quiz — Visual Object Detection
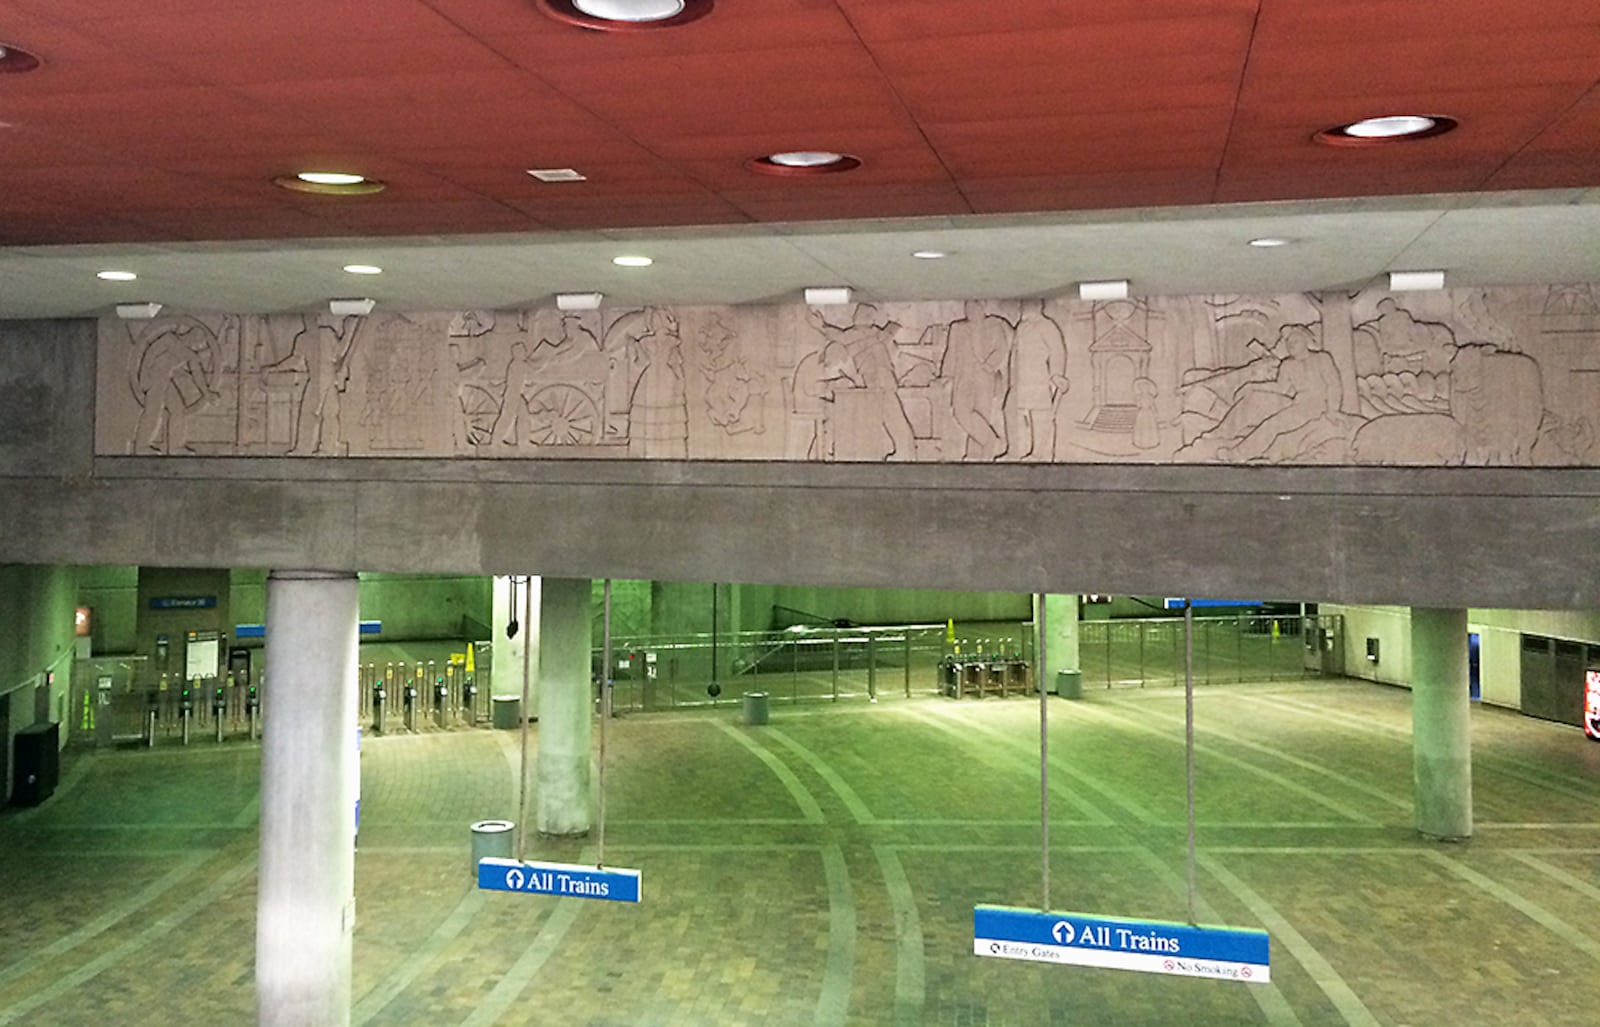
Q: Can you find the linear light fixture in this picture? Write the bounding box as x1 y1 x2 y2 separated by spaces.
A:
1388 270 1446 292
556 291 604 311
804 286 852 306
1078 280 1129 301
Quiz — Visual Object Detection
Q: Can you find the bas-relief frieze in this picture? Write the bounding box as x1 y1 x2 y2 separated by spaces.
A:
93 284 1600 467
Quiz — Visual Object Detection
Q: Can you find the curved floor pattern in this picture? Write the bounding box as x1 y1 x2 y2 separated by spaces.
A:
4 680 1600 1024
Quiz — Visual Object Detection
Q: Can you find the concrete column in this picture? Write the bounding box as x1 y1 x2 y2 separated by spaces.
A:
1034 594 1081 683
257 571 359 1027
1410 607 1472 840
537 577 591 836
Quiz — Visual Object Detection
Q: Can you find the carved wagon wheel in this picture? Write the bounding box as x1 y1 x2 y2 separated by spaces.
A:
525 384 600 446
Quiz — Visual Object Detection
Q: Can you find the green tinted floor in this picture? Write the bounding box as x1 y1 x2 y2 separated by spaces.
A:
3 680 1600 1025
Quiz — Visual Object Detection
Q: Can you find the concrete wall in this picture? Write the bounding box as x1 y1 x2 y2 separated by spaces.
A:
1328 605 1413 688
1324 604 1600 711
5 319 1600 612
0 564 78 803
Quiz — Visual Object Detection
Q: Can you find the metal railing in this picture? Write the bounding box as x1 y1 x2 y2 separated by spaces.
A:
600 623 967 711
1078 613 1344 689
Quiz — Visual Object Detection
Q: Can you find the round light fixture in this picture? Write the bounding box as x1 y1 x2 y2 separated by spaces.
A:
1315 115 1457 146
541 0 712 31
612 255 653 268
97 270 138 281
273 172 386 196
0 42 42 73
343 264 384 275
911 250 949 260
747 151 863 177
1247 237 1292 248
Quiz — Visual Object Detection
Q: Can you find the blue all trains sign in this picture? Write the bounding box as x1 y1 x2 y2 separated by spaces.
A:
974 906 1269 983
478 857 641 904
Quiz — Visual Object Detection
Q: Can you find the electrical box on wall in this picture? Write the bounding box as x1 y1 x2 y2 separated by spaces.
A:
1366 637 1380 663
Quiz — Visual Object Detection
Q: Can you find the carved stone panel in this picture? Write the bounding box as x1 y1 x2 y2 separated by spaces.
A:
94 285 1600 466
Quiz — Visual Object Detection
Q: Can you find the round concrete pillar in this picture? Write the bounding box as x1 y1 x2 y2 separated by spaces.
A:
257 571 359 1026
1410 607 1472 840
537 577 592 836
1034 594 1081 682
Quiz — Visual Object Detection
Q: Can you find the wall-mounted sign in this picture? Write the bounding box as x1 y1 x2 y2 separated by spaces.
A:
478 858 640 904
974 905 1269 983
150 596 217 610
75 606 92 636
1585 669 1600 741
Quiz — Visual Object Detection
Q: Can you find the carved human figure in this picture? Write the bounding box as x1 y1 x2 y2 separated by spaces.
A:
293 314 362 456
628 308 688 458
788 341 862 460
943 300 1013 460
1187 324 1342 462
806 304 915 460
130 318 220 454
493 340 538 447
1008 299 1069 460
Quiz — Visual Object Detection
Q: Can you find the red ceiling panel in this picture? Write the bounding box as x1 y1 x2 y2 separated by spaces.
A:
963 171 1219 216
922 110 1234 178
150 33 512 87
0 0 1595 244
838 0 1261 42
75 1 466 53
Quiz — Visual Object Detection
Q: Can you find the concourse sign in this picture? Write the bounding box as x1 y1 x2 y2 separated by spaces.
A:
478 857 640 904
974 906 1269 983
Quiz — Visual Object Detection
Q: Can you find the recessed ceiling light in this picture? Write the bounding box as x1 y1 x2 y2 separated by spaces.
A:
1247 238 1292 248
912 250 949 260
343 264 383 275
0 43 42 74
97 270 138 282
273 172 386 196
527 168 587 183
612 255 653 268
575 0 683 20
1315 115 1457 146
299 172 366 185
541 0 712 31
747 151 863 177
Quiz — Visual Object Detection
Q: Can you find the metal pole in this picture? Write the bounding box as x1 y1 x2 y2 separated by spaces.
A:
599 579 612 867
517 577 532 863
1039 594 1050 912
1184 599 1198 926
904 632 912 698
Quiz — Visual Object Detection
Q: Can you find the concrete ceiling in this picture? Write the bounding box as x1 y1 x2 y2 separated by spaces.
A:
1 1 1597 317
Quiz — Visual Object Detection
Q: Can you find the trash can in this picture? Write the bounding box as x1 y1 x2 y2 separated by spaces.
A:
742 691 770 725
491 694 521 729
1055 670 1083 699
470 819 515 876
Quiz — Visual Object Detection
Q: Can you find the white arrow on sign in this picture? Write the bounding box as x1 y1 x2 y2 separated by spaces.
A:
505 868 525 890
1052 921 1075 945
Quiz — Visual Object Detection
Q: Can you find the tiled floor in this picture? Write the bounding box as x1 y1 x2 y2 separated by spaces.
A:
3 679 1599 1025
